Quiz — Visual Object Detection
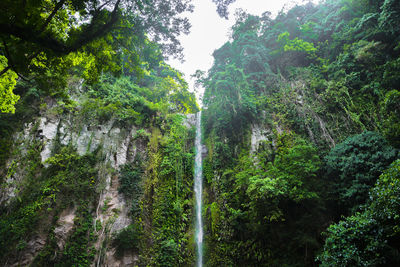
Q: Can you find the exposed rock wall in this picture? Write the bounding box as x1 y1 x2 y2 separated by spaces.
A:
250 124 271 154
0 104 134 266
0 97 195 266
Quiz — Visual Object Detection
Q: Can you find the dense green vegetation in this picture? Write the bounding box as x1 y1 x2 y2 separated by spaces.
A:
319 159 400 266
0 0 203 265
139 114 196 266
0 144 100 265
0 52 199 266
0 0 233 114
1 0 400 266
325 131 398 214
201 0 400 265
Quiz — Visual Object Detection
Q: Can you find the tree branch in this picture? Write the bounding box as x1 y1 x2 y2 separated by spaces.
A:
69 0 121 51
96 0 114 12
0 23 69 54
0 0 122 55
2 39 17 74
0 65 11 76
39 0 67 33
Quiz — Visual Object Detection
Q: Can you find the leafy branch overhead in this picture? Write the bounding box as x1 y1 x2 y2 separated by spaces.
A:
0 0 193 77
0 0 236 113
0 0 236 74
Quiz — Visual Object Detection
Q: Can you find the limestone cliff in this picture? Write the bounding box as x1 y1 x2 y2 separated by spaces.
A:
0 92 196 266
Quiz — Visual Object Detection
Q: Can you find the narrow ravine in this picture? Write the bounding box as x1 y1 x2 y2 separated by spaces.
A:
194 111 203 267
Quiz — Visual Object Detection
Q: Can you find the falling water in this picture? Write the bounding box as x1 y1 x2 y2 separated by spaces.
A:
194 111 203 267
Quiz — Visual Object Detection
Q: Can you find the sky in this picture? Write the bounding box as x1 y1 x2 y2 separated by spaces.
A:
167 0 318 99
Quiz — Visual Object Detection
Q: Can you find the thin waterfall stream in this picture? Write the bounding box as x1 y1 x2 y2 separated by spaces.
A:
194 111 203 267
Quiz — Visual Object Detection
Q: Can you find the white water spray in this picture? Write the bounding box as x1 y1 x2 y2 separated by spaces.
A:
194 111 203 267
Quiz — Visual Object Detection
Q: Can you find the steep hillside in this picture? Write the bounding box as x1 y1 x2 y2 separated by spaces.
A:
1 0 400 266
0 67 199 266
200 0 400 265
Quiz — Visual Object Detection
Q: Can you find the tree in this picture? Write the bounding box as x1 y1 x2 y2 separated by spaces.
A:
379 0 400 35
319 160 400 267
217 134 324 265
382 90 400 147
212 0 237 19
246 134 321 222
0 0 194 78
0 0 237 77
0 56 19 113
325 131 398 213
0 0 236 113
202 63 256 143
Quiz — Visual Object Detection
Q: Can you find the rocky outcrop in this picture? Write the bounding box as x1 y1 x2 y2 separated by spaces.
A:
250 124 271 154
0 94 196 266
54 207 76 251
183 113 196 128
0 121 36 205
9 234 47 267
0 107 140 266
39 117 59 163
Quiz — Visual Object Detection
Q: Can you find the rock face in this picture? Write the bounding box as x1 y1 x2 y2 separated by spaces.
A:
9 234 47 267
182 113 196 128
94 173 134 267
250 124 272 154
0 109 137 266
54 207 76 251
39 117 59 162
0 99 195 266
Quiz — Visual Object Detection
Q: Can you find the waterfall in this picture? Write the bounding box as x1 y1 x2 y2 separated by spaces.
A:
194 111 203 267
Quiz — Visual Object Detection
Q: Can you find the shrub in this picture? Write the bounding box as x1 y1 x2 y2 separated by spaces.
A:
113 224 141 257
319 160 400 266
325 131 398 212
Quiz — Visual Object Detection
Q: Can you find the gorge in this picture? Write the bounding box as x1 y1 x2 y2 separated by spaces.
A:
1 0 400 266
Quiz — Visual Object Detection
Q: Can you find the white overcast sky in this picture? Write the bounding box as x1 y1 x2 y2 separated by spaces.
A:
167 0 319 99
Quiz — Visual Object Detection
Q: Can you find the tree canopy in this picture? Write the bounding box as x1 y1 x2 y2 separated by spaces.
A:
0 0 236 113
